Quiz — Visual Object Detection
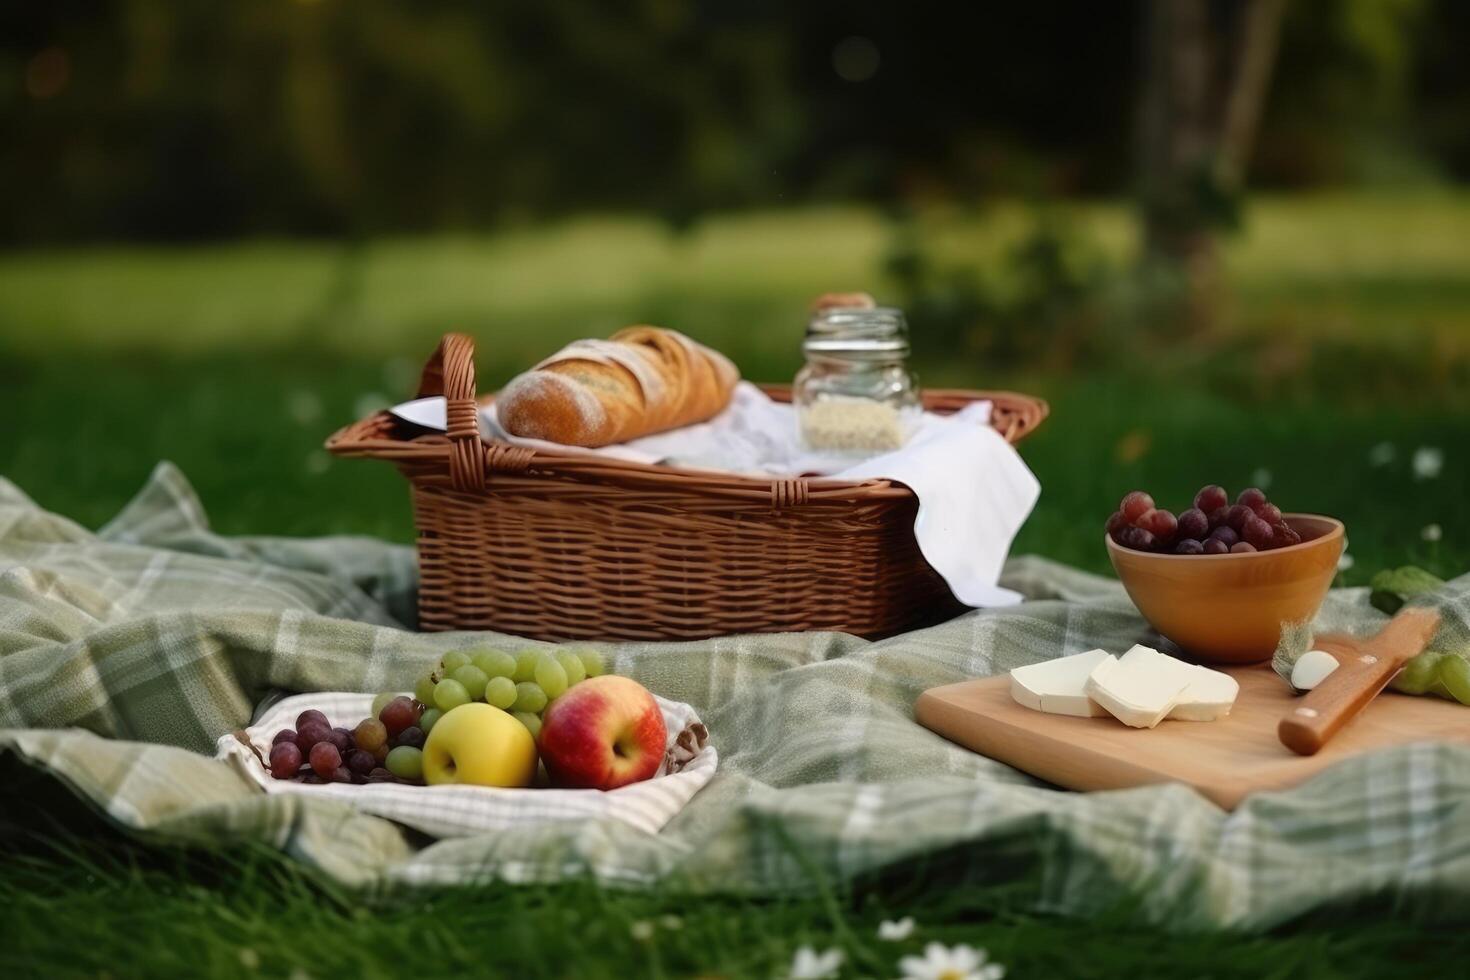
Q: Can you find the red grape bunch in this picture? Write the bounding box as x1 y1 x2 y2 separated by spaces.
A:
1105 485 1304 555
267 694 428 785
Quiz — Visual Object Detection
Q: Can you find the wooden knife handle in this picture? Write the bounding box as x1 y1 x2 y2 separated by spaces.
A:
1278 607 1441 756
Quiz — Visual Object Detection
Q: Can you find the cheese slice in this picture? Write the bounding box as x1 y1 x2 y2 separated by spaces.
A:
1010 649 1115 717
1084 644 1198 728
1168 665 1239 721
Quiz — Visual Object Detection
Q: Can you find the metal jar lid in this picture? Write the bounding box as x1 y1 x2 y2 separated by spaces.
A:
803 306 911 360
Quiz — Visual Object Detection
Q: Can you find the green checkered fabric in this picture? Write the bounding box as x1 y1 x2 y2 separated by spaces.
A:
3 463 1469 929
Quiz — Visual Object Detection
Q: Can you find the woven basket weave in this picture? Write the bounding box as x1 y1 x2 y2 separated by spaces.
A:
327 333 1048 641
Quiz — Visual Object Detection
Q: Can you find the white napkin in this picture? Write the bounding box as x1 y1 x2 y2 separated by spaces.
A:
390 383 1039 607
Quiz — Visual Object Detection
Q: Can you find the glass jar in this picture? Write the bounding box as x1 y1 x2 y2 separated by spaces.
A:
793 306 920 453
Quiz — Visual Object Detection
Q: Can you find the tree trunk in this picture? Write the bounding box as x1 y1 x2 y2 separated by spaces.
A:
1137 0 1287 333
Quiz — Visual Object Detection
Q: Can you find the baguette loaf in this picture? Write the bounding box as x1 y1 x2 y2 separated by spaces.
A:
496 326 739 447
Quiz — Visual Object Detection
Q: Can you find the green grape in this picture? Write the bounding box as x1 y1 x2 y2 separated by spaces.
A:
472 650 517 679
1393 651 1445 695
1439 654 1470 706
513 650 542 682
451 664 490 701
434 678 471 712
385 745 424 781
440 650 471 673
370 691 398 719
578 649 605 678
485 675 517 710
513 711 542 740
535 655 569 699
413 674 438 706
555 650 586 687
418 707 444 734
513 681 548 714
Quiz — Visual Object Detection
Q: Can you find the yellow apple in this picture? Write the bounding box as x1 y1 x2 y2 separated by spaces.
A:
422 702 537 788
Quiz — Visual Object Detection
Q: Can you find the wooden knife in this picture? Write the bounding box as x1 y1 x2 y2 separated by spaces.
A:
1278 607 1441 756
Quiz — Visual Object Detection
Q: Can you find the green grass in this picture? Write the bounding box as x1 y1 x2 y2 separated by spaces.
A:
3 195 1470 975
4 773 1469 980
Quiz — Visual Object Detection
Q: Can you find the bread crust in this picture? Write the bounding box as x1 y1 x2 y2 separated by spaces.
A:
497 327 739 447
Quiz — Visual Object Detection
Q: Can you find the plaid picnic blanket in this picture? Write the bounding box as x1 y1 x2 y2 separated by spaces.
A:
3 462 1469 930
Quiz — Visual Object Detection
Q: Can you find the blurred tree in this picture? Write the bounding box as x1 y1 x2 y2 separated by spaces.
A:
0 0 1466 244
1136 0 1286 332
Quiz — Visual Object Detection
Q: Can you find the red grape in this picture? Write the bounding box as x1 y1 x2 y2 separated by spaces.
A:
393 726 426 750
1120 491 1155 523
1194 485 1229 513
1176 507 1209 540
1230 541 1257 554
272 729 296 746
309 742 341 778
295 709 329 731
1203 538 1230 555
372 742 390 763
367 768 397 783
1115 526 1158 552
1226 504 1254 532
1105 511 1128 535
1272 522 1302 547
1139 508 1178 542
379 696 419 737
295 722 332 752
1243 515 1274 549
1209 525 1239 547
1237 487 1267 510
1256 503 1283 525
354 718 388 755
330 766 354 784
269 742 303 780
347 749 377 776
328 729 354 754
1174 539 1205 555
1207 505 1230 529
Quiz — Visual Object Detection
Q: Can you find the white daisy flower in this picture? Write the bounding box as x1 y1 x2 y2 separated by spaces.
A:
1412 446 1444 480
1338 552 1355 572
896 942 1004 980
1368 442 1396 467
878 917 916 941
658 914 684 930
1422 523 1443 543
630 919 655 942
1250 467 1273 490
785 945 845 979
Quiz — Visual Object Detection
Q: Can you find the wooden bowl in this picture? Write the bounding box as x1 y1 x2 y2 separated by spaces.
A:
1105 514 1345 665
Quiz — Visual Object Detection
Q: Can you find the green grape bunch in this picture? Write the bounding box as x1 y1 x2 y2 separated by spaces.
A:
408 647 609 741
1392 650 1470 705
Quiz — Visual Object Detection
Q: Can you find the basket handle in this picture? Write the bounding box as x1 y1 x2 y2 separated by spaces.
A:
416 333 485 492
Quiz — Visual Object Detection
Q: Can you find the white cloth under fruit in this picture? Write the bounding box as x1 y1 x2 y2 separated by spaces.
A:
390 383 1040 607
217 691 717 839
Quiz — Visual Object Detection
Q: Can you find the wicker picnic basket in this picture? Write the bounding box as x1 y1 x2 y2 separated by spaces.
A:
326 333 1048 642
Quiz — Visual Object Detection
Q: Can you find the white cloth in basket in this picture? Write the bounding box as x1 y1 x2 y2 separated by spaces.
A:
391 382 1039 607
217 691 717 839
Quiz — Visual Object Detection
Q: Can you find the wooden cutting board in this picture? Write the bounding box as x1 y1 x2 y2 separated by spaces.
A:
915 665 1470 809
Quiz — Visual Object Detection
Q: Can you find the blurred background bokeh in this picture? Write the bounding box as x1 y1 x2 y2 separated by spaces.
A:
3 0 1466 579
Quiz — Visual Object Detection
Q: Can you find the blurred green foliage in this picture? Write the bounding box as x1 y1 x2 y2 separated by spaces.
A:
4 0 1470 244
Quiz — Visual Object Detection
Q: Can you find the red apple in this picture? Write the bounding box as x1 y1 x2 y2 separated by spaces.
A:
538 676 666 790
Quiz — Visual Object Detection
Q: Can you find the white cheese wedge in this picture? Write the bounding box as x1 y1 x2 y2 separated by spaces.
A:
1084 644 1199 728
1290 649 1340 692
1168 665 1239 721
1009 649 1115 717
